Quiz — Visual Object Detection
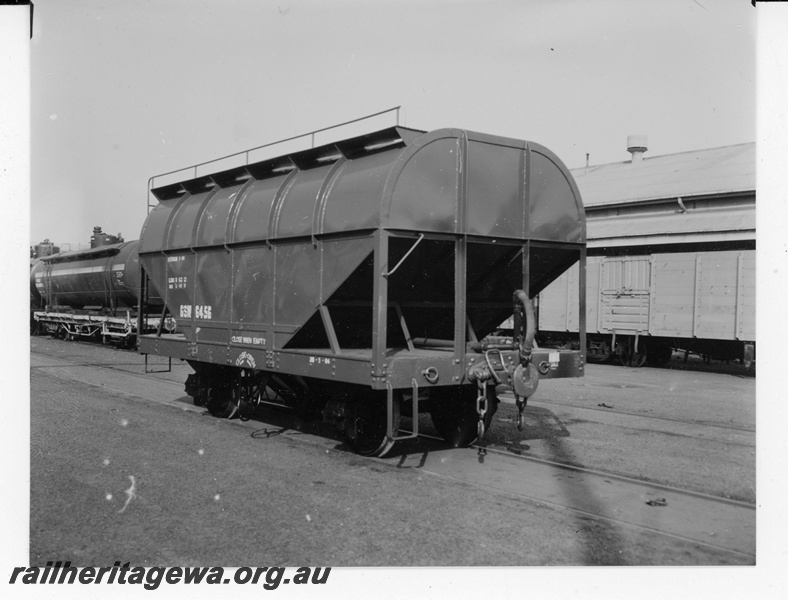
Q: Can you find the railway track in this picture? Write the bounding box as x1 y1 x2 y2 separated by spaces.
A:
522 396 755 434
31 344 755 563
473 440 754 511
391 433 754 561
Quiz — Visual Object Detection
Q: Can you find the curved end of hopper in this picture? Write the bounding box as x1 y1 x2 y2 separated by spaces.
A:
382 129 585 243
527 141 586 245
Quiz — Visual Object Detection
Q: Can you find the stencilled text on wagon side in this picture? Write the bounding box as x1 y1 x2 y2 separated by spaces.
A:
180 305 212 319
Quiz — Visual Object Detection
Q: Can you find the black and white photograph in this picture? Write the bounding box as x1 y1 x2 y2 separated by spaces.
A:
3 0 786 597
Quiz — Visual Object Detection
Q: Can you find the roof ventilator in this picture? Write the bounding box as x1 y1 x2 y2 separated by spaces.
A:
627 135 648 164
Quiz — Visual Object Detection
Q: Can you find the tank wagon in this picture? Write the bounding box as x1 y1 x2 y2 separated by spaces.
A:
138 126 587 455
31 230 166 344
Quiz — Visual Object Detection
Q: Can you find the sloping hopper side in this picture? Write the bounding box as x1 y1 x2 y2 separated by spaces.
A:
138 236 376 345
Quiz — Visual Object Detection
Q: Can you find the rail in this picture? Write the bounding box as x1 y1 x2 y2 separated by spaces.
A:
146 106 402 213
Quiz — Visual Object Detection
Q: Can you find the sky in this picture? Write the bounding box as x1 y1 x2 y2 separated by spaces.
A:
29 0 756 247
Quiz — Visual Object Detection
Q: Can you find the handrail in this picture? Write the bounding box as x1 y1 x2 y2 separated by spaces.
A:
147 106 401 213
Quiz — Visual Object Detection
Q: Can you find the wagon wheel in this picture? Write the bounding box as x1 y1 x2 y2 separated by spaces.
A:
205 380 239 419
120 335 137 350
266 375 323 420
621 339 647 368
345 390 401 457
586 339 612 363
645 342 673 366
430 385 498 448
236 370 268 421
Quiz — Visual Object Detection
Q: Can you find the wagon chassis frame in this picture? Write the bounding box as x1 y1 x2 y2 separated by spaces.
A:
34 310 173 343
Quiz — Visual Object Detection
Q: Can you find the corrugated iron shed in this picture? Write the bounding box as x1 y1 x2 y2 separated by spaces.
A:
570 142 755 247
572 143 754 207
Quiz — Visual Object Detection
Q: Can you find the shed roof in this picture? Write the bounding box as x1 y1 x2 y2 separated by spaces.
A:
571 142 755 207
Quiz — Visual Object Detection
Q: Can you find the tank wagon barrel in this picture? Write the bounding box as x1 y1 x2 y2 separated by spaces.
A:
31 237 165 344
139 125 587 455
33 240 142 310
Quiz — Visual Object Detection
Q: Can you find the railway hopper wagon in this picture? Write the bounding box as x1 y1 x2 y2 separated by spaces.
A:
138 126 587 455
537 251 755 368
31 238 166 344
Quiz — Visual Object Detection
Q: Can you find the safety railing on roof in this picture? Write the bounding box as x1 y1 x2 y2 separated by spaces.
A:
147 106 402 213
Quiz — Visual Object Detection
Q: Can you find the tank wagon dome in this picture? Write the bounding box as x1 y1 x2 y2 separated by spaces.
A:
141 127 585 254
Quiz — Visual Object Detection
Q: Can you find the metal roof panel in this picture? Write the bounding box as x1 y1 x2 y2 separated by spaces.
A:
572 143 755 207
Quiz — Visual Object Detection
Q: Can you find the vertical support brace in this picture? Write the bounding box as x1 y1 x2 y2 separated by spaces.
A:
453 236 467 382
578 247 587 367
565 264 571 331
137 265 146 341
649 255 657 331
735 252 744 340
693 254 702 337
513 242 532 357
371 229 389 378
453 132 469 383
597 260 605 333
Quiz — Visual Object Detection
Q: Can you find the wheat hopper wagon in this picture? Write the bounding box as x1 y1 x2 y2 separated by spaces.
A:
138 124 587 455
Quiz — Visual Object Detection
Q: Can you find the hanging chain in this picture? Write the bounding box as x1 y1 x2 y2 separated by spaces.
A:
476 380 488 439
